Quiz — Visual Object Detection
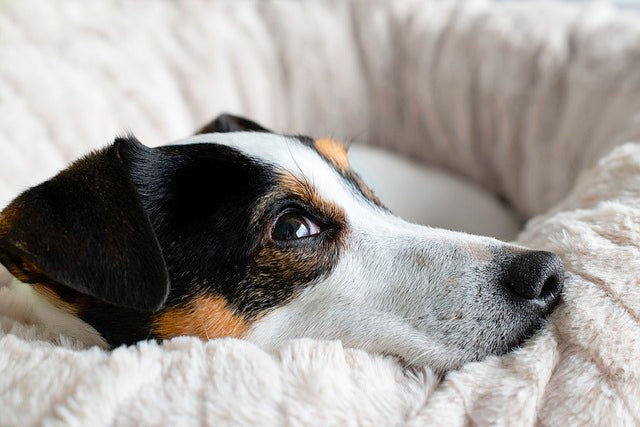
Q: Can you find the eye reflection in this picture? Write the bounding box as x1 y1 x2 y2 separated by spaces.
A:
271 212 321 241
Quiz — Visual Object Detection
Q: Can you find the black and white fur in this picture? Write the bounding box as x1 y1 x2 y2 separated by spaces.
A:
0 114 564 373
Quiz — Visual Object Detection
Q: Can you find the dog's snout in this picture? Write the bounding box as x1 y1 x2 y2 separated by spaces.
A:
504 251 564 301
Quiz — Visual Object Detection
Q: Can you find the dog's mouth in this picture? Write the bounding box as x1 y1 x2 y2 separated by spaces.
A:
511 290 564 345
488 289 565 360
397 280 564 372
489 280 564 355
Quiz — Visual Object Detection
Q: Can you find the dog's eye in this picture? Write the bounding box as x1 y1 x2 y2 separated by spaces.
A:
271 211 322 241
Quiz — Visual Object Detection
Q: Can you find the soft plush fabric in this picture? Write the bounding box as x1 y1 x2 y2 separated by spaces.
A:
1 0 640 425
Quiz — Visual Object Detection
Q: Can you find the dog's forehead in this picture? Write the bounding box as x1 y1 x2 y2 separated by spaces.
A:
181 132 339 176
176 132 374 210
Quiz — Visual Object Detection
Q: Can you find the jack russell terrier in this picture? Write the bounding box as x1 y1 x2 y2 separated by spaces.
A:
0 114 563 373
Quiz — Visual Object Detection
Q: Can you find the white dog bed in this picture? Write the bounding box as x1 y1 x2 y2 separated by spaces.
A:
1 1 640 425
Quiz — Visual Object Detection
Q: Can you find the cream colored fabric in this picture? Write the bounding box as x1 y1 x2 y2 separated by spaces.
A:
1 0 640 425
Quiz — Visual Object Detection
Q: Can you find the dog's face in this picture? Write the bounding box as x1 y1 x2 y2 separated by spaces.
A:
0 115 563 373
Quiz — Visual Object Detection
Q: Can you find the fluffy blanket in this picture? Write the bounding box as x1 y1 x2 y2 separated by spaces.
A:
1 0 640 425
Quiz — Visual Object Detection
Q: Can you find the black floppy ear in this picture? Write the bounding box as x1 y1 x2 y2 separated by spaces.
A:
0 137 169 312
195 113 271 134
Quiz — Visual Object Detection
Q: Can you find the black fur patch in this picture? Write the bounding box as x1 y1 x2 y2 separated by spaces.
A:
196 113 270 134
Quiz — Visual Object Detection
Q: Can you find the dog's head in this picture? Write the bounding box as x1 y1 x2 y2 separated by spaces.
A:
0 114 563 373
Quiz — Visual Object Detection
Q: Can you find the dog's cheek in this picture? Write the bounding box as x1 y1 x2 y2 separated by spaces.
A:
234 241 341 317
148 238 341 341
150 294 249 340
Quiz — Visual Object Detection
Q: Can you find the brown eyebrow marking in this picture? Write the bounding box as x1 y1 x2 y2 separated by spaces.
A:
279 173 347 229
314 138 351 174
151 294 248 340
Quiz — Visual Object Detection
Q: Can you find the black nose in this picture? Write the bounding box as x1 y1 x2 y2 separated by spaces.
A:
504 251 564 301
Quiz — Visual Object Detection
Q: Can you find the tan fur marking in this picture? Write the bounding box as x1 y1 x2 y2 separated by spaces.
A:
152 294 248 340
314 138 350 173
0 203 20 236
33 284 83 316
313 139 384 207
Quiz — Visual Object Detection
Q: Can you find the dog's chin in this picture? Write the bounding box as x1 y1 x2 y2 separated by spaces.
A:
396 307 559 374
497 317 548 357
458 295 563 370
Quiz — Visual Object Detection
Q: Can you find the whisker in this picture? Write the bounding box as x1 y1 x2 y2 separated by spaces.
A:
406 348 432 367
286 139 314 192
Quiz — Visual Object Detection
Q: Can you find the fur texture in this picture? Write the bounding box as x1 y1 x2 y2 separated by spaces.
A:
1 0 640 425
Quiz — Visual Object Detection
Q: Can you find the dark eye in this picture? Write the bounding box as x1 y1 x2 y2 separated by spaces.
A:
271 211 322 241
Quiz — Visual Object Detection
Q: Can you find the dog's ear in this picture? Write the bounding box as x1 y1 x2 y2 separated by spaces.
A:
0 137 169 312
195 113 271 134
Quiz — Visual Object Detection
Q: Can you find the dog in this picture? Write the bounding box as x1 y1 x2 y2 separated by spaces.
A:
0 114 564 373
